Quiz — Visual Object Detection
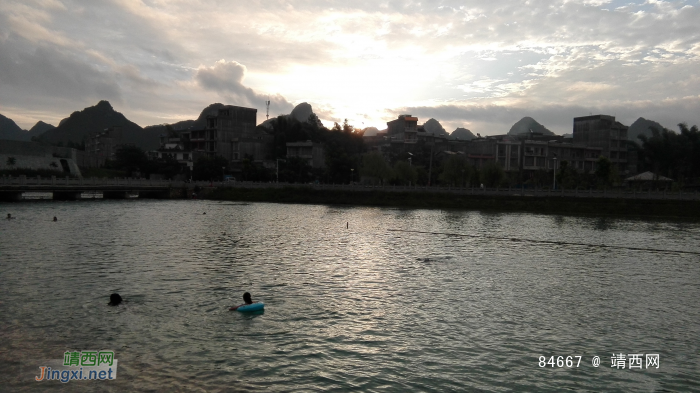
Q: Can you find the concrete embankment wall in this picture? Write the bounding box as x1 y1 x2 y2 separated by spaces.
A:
0 140 82 177
207 185 700 218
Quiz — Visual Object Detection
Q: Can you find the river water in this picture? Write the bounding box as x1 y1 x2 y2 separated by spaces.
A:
1 200 699 392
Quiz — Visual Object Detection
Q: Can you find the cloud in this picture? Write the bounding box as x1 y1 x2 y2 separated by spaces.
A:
0 37 123 108
195 60 293 116
0 0 698 133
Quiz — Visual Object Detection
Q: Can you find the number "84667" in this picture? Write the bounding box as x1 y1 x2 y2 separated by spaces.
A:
539 356 582 367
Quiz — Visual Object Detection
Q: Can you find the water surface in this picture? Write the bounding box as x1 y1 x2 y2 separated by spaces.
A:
1 200 699 392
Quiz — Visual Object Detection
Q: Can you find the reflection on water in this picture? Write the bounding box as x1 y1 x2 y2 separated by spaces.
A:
1 200 699 392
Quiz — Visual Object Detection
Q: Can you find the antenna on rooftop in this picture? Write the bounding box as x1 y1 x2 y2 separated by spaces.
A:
265 97 271 120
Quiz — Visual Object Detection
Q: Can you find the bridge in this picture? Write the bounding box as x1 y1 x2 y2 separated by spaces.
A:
0 176 183 201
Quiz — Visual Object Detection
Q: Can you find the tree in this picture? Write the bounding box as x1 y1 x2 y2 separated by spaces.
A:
266 114 365 183
360 152 392 184
193 155 229 181
111 145 149 176
280 156 312 183
480 162 505 187
342 119 353 133
240 155 272 182
594 156 612 188
392 161 417 185
438 155 471 187
150 155 185 179
324 119 364 183
637 123 700 187
557 160 579 189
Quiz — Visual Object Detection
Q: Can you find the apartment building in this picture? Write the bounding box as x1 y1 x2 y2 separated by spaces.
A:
573 115 628 172
286 141 326 169
387 115 418 144
148 133 195 171
85 126 122 167
184 105 272 165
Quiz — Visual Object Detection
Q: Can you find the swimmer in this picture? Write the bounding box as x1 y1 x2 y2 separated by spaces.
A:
108 293 123 306
53 216 57 222
229 292 253 311
6 213 13 220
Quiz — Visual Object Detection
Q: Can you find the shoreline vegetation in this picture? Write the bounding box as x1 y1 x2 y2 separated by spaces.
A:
208 185 700 219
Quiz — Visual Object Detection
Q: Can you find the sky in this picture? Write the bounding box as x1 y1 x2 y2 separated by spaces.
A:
0 0 699 135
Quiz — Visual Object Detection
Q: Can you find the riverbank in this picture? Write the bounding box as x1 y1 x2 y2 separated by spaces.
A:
209 186 700 218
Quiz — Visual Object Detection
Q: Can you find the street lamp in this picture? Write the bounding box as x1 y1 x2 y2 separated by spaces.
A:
407 152 413 166
552 154 557 190
222 166 226 182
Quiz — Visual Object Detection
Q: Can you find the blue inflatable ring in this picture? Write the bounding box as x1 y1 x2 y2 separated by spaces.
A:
237 302 264 312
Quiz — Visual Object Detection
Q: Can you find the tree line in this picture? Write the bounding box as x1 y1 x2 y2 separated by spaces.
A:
102 118 699 190
632 123 700 187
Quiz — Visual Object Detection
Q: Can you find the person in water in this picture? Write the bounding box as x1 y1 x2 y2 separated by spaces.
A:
6 213 12 220
53 216 57 222
108 293 123 306
229 292 253 310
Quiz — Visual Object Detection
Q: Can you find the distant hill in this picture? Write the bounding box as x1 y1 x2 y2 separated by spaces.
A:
422 118 449 136
628 117 664 142
0 113 26 141
144 103 227 134
1 114 60 141
260 102 322 129
451 127 476 140
27 121 55 138
39 101 160 150
362 127 380 137
508 117 555 136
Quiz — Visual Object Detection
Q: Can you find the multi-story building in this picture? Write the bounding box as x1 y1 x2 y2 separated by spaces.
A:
286 141 326 169
496 137 522 172
186 105 272 166
85 126 122 167
363 114 628 182
573 115 628 172
387 115 418 144
466 137 498 168
148 133 195 171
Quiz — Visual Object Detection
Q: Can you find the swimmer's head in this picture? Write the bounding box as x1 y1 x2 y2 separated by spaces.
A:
108 293 123 306
53 216 57 221
243 292 252 304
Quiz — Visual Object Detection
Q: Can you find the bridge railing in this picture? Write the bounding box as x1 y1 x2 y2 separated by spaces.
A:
0 175 178 187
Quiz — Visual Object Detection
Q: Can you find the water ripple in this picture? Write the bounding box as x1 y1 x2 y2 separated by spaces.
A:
1 201 699 391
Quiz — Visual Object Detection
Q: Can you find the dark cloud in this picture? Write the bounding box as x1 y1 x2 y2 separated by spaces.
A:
195 60 294 115
0 36 122 108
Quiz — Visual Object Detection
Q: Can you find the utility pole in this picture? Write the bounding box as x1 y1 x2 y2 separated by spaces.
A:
266 98 270 120
276 158 285 183
428 135 434 186
552 154 557 190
